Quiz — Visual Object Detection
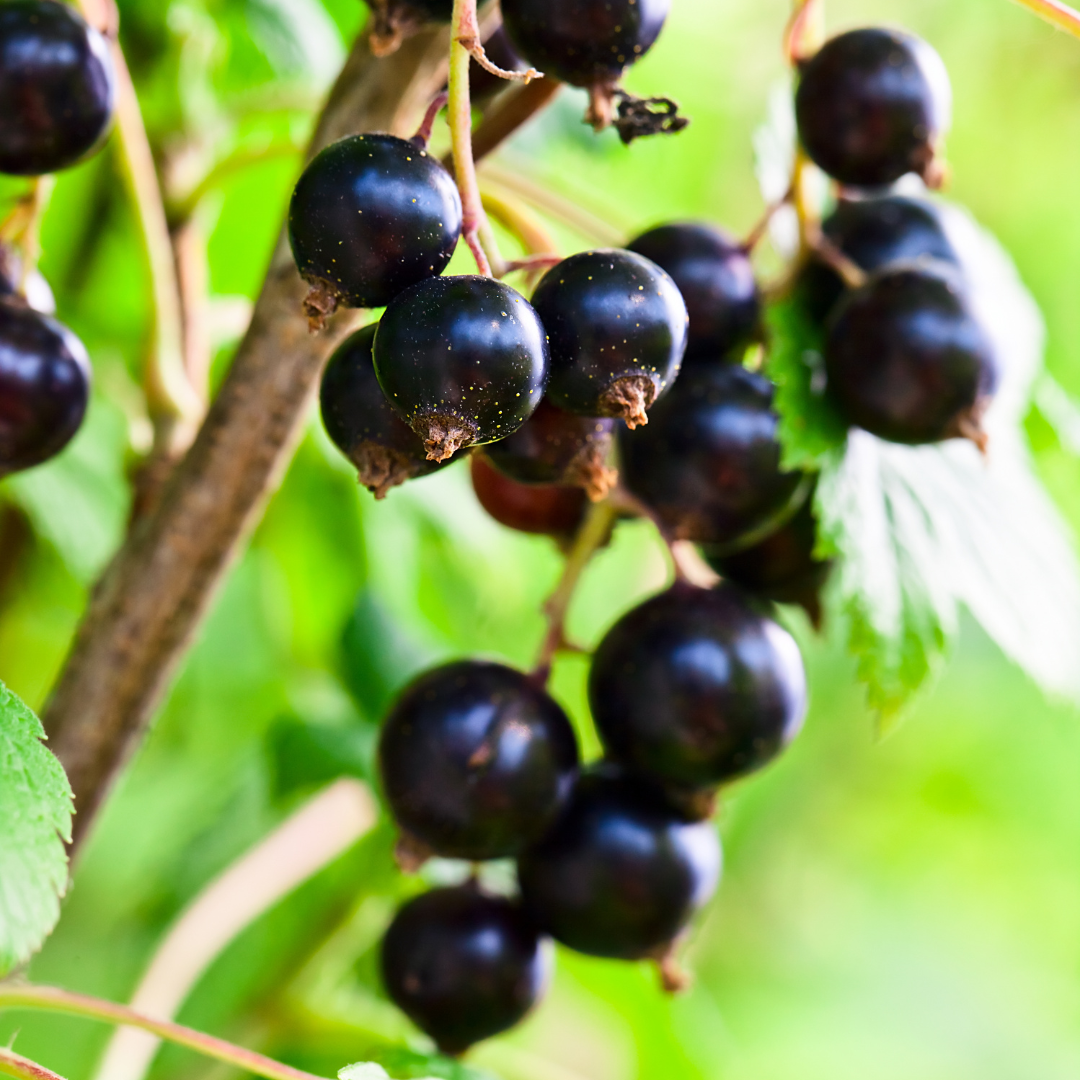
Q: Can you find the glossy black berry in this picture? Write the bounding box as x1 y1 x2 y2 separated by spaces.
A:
702 493 832 628
825 262 998 447
627 223 760 363
288 134 462 317
374 275 548 462
0 302 90 476
0 1 116 176
619 364 804 547
471 453 587 540
589 583 807 790
379 660 579 860
797 195 959 323
381 883 550 1054
795 27 951 188
531 249 687 428
484 398 616 499
320 323 453 498
517 766 721 959
501 0 669 89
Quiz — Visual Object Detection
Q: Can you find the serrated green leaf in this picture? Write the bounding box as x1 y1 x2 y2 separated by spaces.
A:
0 680 73 975
763 294 848 472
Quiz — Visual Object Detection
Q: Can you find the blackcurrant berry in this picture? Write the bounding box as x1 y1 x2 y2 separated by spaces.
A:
288 134 462 320
0 1 116 176
501 0 669 90
484 398 616 499
619 364 804 547
374 275 548 461
530 249 687 428
0 302 90 476
320 323 454 498
797 195 959 323
627 223 760 363
702 493 832 628
517 765 721 959
471 453 587 540
378 660 579 860
589 582 807 790
381 883 550 1054
825 261 998 447
795 27 951 188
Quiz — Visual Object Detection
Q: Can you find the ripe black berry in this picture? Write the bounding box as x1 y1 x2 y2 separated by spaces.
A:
530 249 687 428
795 27 951 188
320 323 453 498
797 195 959 322
0 1 116 176
702 493 832 628
517 765 721 959
0 302 90 476
288 134 462 321
484 398 616 499
381 883 550 1054
378 660 579 860
619 364 804 546
627 223 760 363
501 0 669 90
589 583 807 790
373 275 548 461
825 262 998 448
471 453 587 540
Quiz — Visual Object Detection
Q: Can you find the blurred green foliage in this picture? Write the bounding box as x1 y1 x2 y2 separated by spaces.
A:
4 1 1080 1078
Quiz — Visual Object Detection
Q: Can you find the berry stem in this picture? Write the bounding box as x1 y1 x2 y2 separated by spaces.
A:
784 0 826 64
411 90 450 148
0 1047 66 1080
0 177 53 291
0 986 329 1080
533 499 619 679
741 183 793 252
1010 0 1080 39
448 0 503 276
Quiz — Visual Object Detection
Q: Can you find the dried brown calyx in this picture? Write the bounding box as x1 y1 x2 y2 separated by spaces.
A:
414 413 478 462
598 374 657 429
368 0 433 58
301 277 341 334
563 436 618 501
354 442 425 499
947 396 992 456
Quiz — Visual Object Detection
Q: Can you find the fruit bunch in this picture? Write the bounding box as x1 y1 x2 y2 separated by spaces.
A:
296 0 1010 1056
0 0 116 478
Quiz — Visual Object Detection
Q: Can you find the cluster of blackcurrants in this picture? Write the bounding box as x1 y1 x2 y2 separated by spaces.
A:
304 8 1007 1057
0 1 116 479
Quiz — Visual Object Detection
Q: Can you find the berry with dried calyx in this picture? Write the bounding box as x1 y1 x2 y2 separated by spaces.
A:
288 133 462 327
589 582 807 790
797 195 959 322
517 765 721 959
795 27 951 188
619 363 805 547
824 261 998 449
373 274 549 462
381 883 550 1054
379 659 579 860
627 223 760 363
320 323 454 498
530 249 687 428
0 0 116 176
471 453 588 540
0 302 90 476
484 398 616 500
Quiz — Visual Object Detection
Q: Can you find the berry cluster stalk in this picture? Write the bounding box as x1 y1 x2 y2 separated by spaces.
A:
0 1048 65 1080
448 0 503 275
0 986 327 1080
1010 0 1080 39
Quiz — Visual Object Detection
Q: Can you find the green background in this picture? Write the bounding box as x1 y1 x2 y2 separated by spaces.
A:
4 1 1080 1078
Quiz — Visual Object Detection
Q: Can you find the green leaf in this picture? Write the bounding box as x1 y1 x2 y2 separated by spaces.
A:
0 680 73 975
763 294 848 471
266 714 376 801
816 203 1080 718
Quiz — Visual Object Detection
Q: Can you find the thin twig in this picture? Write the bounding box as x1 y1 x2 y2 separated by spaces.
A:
741 184 794 253
784 0 826 64
0 986 328 1080
1010 0 1080 39
533 499 618 680
500 253 562 276
0 1048 66 1080
411 89 449 147
448 0 501 275
805 223 867 289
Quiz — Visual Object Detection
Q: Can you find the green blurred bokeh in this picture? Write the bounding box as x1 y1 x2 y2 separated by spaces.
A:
4 1 1080 1078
